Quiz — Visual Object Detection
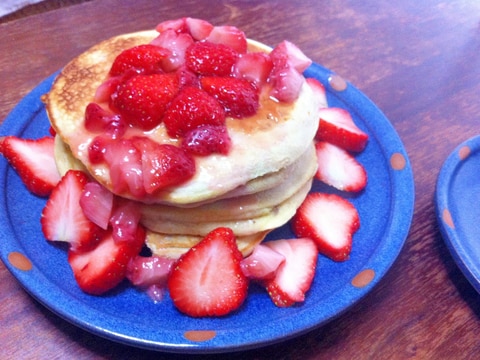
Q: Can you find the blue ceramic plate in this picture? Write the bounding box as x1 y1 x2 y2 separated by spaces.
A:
436 135 480 292
0 63 414 353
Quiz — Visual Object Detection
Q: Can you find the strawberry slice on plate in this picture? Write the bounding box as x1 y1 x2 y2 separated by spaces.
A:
41 170 103 251
292 193 360 262
314 141 367 192
0 135 61 197
68 225 146 295
168 227 249 317
315 107 369 152
263 238 318 307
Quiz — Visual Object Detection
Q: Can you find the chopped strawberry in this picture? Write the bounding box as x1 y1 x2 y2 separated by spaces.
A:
314 141 367 192
305 77 328 109
240 244 285 281
79 181 114 230
93 76 123 103
84 103 126 139
163 86 225 137
103 138 145 198
185 17 214 40
126 255 174 288
109 199 142 243
68 225 145 295
234 52 273 87
200 76 259 118
292 193 360 262
0 136 61 197
41 170 103 251
315 107 369 152
206 25 248 54
185 41 239 77
175 65 200 89
113 73 179 130
150 29 195 71
131 137 196 194
263 238 317 307
155 18 188 34
270 40 312 73
168 227 248 317
109 44 169 77
182 124 231 156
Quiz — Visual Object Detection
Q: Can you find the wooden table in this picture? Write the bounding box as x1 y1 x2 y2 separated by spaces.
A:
1 0 480 358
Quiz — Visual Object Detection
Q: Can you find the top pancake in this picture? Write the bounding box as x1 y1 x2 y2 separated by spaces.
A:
46 30 323 205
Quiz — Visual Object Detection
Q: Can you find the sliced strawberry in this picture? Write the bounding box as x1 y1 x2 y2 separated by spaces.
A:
240 244 285 281
131 137 196 194
263 238 317 307
109 44 168 77
68 225 145 295
185 41 239 77
234 52 273 87
315 107 369 152
168 227 248 317
305 77 328 109
113 73 179 130
150 29 195 71
41 170 103 251
155 18 188 34
206 25 248 54
182 124 231 156
109 199 142 243
314 141 367 192
0 136 61 197
93 76 123 103
200 76 259 118
175 65 200 89
163 86 225 137
292 193 360 262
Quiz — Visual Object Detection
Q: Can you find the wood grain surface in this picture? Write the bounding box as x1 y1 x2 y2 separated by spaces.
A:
1 0 480 358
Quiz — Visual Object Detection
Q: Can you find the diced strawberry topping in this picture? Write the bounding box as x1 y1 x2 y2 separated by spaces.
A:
68 225 145 295
41 170 103 251
155 18 188 34
234 52 273 87
263 238 317 307
131 137 196 194
182 124 231 156
200 76 259 118
126 255 175 288
270 40 312 73
314 141 367 192
206 25 248 54
168 227 248 317
79 181 114 230
175 65 200 89
103 138 145 198
163 86 226 137
109 44 169 77
109 199 142 243
150 29 195 72
185 41 239 77
113 73 179 130
185 17 214 40
87 135 109 164
0 136 61 197
240 244 285 281
94 76 123 103
84 102 126 139
292 193 360 262
315 107 369 152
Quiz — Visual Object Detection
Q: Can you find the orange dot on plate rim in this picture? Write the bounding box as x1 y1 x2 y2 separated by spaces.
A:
328 74 347 92
442 208 455 229
458 145 471 160
184 330 217 342
390 153 406 170
8 251 32 271
351 269 375 288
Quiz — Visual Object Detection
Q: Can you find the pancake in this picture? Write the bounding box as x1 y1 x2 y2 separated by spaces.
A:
45 30 323 205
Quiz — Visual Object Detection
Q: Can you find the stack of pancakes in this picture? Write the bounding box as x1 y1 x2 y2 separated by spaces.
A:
46 30 325 258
